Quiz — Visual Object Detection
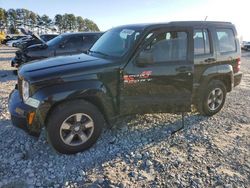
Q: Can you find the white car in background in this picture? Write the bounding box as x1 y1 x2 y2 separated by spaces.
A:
6 36 31 47
241 41 250 51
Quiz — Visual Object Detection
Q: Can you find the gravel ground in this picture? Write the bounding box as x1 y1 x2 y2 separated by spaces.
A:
0 45 249 188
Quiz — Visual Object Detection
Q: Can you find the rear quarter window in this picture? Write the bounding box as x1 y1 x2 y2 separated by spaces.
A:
216 29 236 53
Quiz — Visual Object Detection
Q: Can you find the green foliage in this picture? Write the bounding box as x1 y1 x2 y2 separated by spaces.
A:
0 8 5 22
0 8 6 31
29 12 37 25
55 14 63 32
0 8 100 33
55 14 100 32
9 24 19 34
83 18 100 31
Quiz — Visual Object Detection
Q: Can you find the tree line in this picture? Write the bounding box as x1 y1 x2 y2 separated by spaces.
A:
0 8 100 34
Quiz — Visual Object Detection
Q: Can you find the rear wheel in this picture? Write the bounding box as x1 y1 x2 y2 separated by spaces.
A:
197 80 227 116
46 100 104 154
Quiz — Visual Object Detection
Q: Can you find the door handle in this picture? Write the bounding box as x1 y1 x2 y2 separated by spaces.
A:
176 66 191 73
205 58 216 63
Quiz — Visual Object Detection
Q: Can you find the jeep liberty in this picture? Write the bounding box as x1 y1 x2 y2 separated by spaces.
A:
8 21 242 154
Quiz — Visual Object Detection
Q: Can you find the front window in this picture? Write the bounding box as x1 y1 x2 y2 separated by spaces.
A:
90 28 141 58
139 31 188 63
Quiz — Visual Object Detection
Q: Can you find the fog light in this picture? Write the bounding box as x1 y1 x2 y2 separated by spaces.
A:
28 112 35 125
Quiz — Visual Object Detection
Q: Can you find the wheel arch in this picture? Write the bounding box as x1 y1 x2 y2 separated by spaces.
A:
44 95 113 128
200 64 234 93
34 82 117 129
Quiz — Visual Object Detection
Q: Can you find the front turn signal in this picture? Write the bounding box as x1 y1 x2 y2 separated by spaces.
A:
28 112 35 125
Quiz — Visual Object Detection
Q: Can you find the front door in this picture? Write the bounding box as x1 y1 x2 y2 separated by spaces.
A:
120 28 194 115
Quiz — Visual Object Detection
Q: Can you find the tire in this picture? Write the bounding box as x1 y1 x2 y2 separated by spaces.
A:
46 100 104 154
196 80 227 116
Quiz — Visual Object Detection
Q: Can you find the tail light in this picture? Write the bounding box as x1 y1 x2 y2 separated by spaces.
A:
234 58 241 73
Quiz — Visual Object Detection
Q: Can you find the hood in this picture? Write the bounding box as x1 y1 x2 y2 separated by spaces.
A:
19 53 116 83
32 33 46 45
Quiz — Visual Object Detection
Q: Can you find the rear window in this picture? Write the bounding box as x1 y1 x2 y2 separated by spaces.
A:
216 29 236 53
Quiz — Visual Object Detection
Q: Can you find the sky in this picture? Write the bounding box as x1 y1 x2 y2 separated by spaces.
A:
0 0 249 40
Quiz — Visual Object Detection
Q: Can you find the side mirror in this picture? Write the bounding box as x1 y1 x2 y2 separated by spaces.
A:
136 51 153 66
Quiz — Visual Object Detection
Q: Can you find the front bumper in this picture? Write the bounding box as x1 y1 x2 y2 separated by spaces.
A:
234 72 243 87
8 89 42 136
11 51 28 68
11 57 22 68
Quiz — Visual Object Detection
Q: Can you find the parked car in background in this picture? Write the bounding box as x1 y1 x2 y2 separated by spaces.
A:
1 35 27 45
8 21 242 154
14 34 58 71
241 41 250 51
15 34 58 49
7 35 31 47
241 41 246 49
11 32 103 68
12 36 32 47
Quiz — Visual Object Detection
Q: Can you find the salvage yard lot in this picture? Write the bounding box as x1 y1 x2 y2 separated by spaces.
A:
0 45 249 187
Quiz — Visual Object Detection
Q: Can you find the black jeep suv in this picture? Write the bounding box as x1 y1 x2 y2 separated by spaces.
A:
11 32 103 68
9 21 242 154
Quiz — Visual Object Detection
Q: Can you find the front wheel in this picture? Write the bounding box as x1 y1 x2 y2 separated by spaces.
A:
46 100 104 154
196 80 227 116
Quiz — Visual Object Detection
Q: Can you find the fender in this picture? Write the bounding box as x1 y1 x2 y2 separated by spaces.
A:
32 80 117 127
193 64 234 99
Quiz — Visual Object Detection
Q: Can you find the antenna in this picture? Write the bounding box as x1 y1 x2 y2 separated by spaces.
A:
204 16 208 21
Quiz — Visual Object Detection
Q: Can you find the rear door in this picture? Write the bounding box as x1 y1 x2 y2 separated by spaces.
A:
120 27 194 115
193 27 216 85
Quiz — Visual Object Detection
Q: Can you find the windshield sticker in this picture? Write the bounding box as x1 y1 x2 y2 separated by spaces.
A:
120 29 135 39
121 29 135 35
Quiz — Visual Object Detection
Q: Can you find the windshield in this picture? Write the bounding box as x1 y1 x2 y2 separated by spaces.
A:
46 35 63 46
90 28 141 58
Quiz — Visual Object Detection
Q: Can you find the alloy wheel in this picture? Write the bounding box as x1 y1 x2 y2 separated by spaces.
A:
207 88 224 111
59 113 94 146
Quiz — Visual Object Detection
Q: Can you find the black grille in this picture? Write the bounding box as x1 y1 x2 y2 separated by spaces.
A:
15 51 22 58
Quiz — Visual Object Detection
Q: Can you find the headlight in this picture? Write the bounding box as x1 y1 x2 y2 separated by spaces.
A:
22 80 29 101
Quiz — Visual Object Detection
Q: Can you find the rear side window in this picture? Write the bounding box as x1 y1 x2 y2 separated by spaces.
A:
65 35 83 48
194 29 211 55
216 29 236 53
83 35 99 44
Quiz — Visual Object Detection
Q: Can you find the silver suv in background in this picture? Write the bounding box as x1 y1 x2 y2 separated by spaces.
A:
241 41 250 50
